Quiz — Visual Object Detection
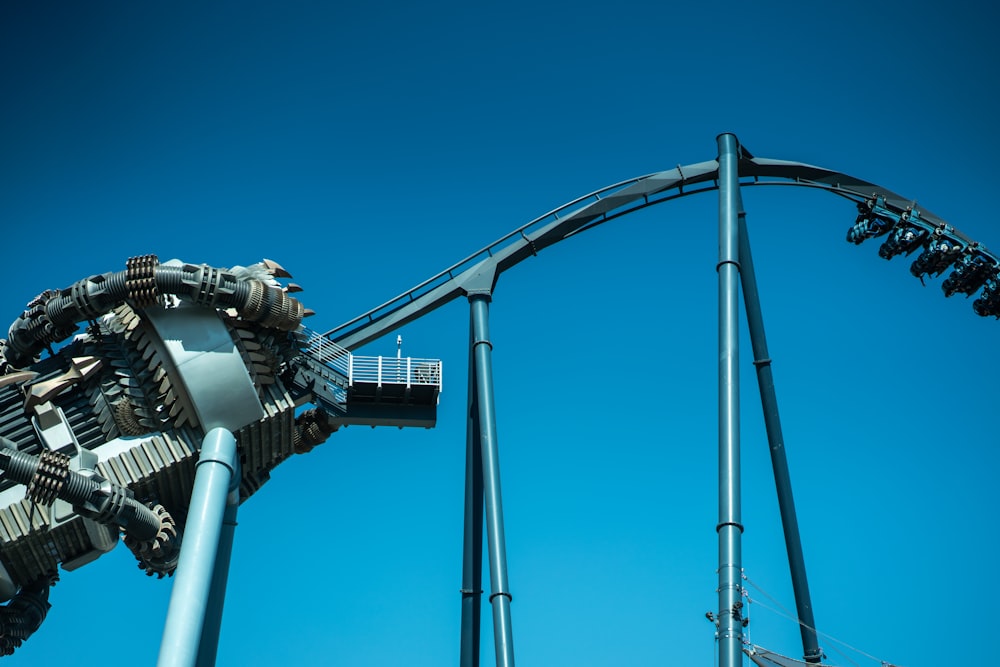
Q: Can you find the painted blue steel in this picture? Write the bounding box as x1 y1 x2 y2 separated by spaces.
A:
469 294 515 667
306 137 1000 666
324 152 985 353
738 216 822 664
324 163 717 350
157 428 238 667
460 318 485 667
196 468 241 667
716 133 743 667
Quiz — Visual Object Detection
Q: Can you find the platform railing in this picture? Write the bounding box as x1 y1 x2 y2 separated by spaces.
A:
300 327 352 376
349 356 442 389
300 327 442 392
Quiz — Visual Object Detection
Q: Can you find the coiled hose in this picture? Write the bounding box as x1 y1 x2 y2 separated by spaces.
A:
0 572 55 656
3 255 304 368
0 438 160 541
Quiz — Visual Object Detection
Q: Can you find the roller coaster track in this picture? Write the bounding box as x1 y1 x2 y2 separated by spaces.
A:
323 148 999 351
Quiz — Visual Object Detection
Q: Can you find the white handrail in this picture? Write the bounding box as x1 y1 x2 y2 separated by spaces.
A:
348 356 442 386
301 326 442 389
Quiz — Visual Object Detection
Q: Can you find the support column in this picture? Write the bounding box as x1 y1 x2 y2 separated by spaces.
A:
468 293 515 667
460 313 485 667
716 133 744 667
195 471 241 667
158 427 239 667
738 217 822 663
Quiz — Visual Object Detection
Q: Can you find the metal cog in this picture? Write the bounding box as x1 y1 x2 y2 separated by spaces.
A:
25 451 70 506
113 396 148 436
123 503 180 578
124 254 160 309
293 408 337 454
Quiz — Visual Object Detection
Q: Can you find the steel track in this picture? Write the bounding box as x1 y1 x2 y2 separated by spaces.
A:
323 152 996 351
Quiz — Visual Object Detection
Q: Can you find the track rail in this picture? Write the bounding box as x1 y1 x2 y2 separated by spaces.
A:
324 151 998 350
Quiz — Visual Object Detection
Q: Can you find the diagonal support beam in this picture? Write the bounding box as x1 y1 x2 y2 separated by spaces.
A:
738 216 823 664
460 318 485 667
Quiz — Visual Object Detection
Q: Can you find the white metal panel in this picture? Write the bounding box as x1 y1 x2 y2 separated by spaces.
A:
145 304 264 432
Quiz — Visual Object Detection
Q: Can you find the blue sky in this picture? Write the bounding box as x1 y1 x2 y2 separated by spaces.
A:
2 2 998 665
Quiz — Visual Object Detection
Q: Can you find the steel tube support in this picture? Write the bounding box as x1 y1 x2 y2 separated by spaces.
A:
738 216 823 663
460 315 486 667
716 133 744 667
195 470 241 667
158 428 239 667
469 293 515 667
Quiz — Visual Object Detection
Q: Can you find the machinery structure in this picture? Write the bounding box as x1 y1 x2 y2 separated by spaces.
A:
0 257 441 658
0 134 994 665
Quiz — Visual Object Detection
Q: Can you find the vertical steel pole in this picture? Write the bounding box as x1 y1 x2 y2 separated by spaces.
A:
158 427 238 667
716 133 744 667
738 216 823 663
460 311 485 667
195 473 241 667
469 293 515 667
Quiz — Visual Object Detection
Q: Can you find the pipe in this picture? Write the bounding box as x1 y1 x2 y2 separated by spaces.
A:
469 294 515 667
4 255 304 368
158 427 238 667
0 437 161 541
196 465 241 667
716 133 743 667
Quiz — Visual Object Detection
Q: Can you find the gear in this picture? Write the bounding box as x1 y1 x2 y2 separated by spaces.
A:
25 450 70 507
113 396 148 436
293 408 337 454
124 254 160 309
123 503 180 578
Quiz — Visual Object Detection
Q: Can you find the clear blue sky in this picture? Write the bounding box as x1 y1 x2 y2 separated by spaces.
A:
2 2 998 665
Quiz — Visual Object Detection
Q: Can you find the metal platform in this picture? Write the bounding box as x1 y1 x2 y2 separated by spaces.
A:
296 328 442 428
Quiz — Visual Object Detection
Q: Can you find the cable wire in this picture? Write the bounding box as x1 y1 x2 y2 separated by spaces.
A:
742 572 902 667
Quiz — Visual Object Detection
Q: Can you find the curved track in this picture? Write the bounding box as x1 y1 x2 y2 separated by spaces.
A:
324 148 998 351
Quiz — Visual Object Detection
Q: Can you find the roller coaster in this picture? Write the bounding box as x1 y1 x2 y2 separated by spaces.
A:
0 134 991 665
